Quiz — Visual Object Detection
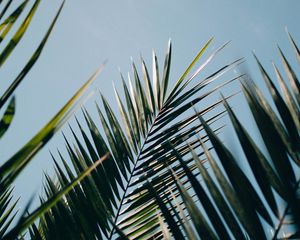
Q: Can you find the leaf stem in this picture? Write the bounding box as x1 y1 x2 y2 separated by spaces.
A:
108 120 157 238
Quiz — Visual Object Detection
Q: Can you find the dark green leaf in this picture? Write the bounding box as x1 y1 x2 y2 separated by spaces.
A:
0 96 15 138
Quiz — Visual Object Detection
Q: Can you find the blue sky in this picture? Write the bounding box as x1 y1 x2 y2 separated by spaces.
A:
0 0 300 211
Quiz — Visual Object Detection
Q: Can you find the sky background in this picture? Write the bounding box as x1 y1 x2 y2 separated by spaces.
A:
0 0 300 212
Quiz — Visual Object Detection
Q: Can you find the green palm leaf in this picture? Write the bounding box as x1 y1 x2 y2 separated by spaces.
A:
0 96 15 138
141 32 300 240
3 154 109 240
0 0 40 67
0 1 72 237
32 38 240 239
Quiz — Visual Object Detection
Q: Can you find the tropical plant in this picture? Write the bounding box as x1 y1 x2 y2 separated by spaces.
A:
2 2 297 239
0 1 104 239
24 37 243 240
28 34 299 239
155 32 300 239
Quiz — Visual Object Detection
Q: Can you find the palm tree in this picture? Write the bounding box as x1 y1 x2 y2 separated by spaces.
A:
28 34 299 239
1 2 298 239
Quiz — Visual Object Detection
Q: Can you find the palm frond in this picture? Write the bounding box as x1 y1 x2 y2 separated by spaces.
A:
0 1 64 236
0 0 39 67
3 154 109 240
0 1 106 238
141 32 300 239
32 38 240 239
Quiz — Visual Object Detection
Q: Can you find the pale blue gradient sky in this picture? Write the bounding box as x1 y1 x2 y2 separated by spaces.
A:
0 0 299 211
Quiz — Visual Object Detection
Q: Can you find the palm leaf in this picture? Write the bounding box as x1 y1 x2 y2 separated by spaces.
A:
32 38 239 239
0 0 28 43
0 0 40 67
142 33 300 240
3 154 109 240
0 0 65 109
0 1 71 237
138 33 299 240
0 96 15 138
0 65 103 184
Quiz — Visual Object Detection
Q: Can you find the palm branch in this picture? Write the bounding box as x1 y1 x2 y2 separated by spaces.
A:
0 1 105 238
144 33 300 239
30 38 242 239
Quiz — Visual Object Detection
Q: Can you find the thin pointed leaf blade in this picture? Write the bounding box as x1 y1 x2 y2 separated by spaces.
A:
0 96 15 138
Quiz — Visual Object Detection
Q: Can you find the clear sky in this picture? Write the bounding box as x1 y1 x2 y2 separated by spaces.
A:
0 0 299 212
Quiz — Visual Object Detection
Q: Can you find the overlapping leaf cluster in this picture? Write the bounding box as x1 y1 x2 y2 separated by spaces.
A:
0 1 105 239
31 39 241 239
151 34 300 240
